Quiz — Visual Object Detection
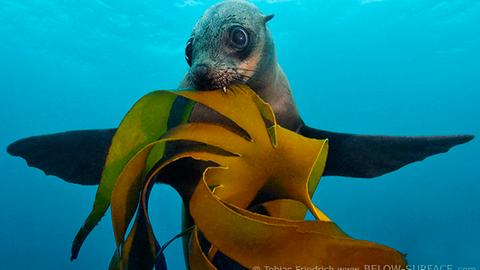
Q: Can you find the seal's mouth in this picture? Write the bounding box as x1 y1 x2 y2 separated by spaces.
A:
192 67 254 91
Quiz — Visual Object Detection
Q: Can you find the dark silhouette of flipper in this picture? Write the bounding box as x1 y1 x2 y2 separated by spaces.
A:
7 126 474 185
7 129 115 185
300 125 474 178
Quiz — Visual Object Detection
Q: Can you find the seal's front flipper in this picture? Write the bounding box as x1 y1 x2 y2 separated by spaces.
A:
7 129 116 185
299 125 474 178
7 126 475 184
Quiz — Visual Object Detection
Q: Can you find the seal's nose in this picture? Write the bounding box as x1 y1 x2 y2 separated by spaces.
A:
193 64 209 80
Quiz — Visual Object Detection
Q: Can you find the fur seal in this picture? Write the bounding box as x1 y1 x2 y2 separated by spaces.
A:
179 0 300 131
6 0 474 268
7 0 473 182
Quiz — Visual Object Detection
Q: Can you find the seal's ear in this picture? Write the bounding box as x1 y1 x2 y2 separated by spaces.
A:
263 14 274 23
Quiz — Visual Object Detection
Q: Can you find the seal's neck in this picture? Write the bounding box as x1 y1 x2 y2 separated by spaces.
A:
248 60 302 131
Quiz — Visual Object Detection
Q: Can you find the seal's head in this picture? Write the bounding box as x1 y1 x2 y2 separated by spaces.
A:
184 0 274 90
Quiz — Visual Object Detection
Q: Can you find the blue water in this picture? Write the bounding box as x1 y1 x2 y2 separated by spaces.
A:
1 0 479 269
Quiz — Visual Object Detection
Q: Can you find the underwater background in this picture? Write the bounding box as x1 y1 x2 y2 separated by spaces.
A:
1 0 479 269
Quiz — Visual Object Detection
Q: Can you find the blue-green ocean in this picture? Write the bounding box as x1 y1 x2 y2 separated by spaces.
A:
1 0 478 269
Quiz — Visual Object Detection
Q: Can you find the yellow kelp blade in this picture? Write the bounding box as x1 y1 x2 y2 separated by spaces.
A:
189 228 217 270
109 86 263 248
110 84 287 251
100 84 406 270
112 148 231 270
161 123 330 221
109 210 159 270
109 86 274 268
158 86 330 220
113 85 332 268
189 171 407 269
110 124 243 249
71 91 192 260
255 126 329 220
259 199 309 220
175 84 277 148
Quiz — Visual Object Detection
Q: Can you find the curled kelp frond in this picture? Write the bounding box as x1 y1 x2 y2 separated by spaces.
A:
73 84 406 269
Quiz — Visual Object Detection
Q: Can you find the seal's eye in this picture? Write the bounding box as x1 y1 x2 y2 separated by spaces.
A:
185 38 193 66
229 27 249 49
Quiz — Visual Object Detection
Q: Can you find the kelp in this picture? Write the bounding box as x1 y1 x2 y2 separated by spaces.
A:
71 91 193 261
72 84 406 269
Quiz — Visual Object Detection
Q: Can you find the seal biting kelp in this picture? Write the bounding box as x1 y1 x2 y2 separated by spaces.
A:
8 0 473 185
7 0 474 269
